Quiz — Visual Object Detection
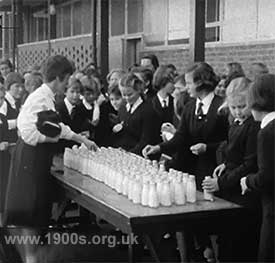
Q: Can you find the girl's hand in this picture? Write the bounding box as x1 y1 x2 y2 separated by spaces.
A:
142 145 161 158
190 143 207 155
161 122 176 135
0 142 9 151
202 177 219 192
83 138 98 151
213 163 226 177
80 131 90 138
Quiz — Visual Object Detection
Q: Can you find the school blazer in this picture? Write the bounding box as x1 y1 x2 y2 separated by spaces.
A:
115 100 160 155
217 116 261 208
151 94 175 143
56 101 81 133
246 119 275 261
160 95 228 179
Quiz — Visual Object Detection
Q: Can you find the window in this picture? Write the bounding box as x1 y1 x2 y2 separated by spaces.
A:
127 0 143 34
205 0 220 42
143 0 167 46
73 1 82 35
168 0 190 45
63 4 71 37
82 0 92 34
55 0 93 39
111 0 125 36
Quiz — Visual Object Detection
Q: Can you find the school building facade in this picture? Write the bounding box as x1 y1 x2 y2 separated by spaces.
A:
0 0 275 78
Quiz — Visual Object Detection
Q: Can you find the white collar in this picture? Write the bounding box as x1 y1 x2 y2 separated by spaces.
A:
5 92 16 109
126 96 143 114
82 98 93 110
157 93 169 108
0 100 7 116
42 83 55 102
196 92 215 114
261 112 275 129
64 97 75 115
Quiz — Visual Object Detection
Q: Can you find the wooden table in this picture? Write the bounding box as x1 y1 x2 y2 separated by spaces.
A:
52 164 242 263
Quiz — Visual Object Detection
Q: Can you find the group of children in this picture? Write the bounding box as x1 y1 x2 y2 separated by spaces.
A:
0 54 274 262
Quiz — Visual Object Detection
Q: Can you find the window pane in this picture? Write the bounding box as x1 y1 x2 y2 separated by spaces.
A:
30 15 36 42
168 0 189 44
111 0 125 36
56 7 62 38
63 5 71 37
143 0 166 46
38 18 45 41
128 0 143 34
206 0 219 23
205 26 219 42
73 1 82 35
82 0 92 34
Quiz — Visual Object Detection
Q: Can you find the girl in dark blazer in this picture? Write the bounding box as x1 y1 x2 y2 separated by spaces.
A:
114 73 159 155
56 78 83 152
143 62 228 261
151 65 175 144
203 77 261 262
143 62 228 187
241 74 275 262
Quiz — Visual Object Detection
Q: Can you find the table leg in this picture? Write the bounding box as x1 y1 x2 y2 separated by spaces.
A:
176 231 188 263
143 234 160 263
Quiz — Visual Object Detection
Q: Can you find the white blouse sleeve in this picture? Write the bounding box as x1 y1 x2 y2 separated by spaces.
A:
17 99 47 146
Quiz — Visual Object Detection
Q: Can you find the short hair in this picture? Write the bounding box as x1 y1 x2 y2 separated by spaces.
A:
186 62 219 92
153 65 175 91
25 71 43 91
106 68 125 83
0 59 13 70
141 54 159 71
119 73 144 93
131 66 153 84
251 62 269 74
82 76 100 96
175 74 186 86
247 74 275 112
66 77 82 92
41 55 74 83
108 83 122 97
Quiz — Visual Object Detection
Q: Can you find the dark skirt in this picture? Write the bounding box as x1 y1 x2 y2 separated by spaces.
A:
3 138 56 227
0 150 10 214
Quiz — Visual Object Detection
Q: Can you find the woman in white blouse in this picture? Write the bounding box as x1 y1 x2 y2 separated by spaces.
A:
3 55 97 263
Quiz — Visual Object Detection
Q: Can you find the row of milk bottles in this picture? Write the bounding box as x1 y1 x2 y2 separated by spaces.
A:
64 145 202 208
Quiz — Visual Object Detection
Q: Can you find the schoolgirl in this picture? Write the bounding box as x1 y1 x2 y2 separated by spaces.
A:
202 77 261 261
114 73 159 155
151 65 176 144
143 62 228 185
4 55 97 263
241 74 275 262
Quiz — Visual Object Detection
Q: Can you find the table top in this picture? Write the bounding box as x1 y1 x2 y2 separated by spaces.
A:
52 164 242 234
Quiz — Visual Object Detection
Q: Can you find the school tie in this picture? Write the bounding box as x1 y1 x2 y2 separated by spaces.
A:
162 99 167 108
71 106 77 119
197 101 204 120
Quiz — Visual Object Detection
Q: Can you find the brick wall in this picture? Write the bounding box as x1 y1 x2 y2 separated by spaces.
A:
140 41 275 79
